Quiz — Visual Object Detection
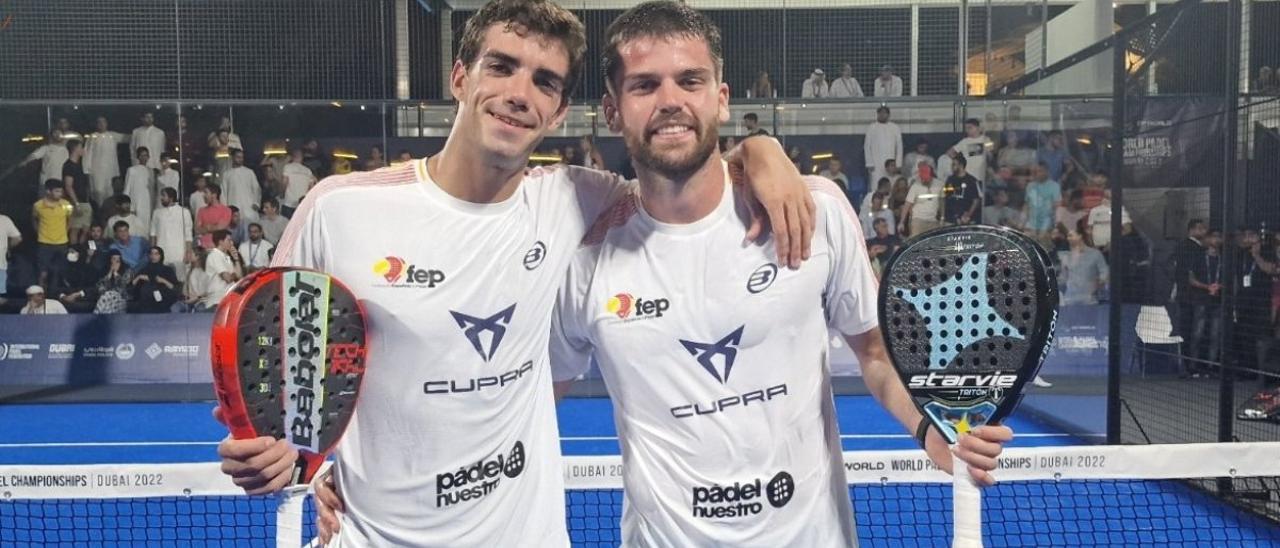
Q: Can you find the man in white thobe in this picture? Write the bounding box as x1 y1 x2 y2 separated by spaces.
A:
150 187 193 279
864 105 904 186
829 63 864 98
801 68 829 98
874 65 904 97
130 112 166 170
84 116 128 207
222 148 261 222
124 147 157 232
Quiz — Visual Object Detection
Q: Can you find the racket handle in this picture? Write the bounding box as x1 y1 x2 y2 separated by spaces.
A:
952 449 983 548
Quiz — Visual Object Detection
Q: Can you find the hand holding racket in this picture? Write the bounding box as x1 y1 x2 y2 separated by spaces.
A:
211 267 369 494
878 225 1058 548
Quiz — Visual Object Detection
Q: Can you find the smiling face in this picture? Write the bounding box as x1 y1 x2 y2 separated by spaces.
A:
605 34 727 181
450 24 571 169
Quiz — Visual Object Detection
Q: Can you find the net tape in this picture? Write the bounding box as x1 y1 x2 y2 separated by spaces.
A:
2 442 1278 547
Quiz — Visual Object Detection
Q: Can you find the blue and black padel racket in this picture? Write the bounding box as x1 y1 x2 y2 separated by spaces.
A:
878 225 1058 547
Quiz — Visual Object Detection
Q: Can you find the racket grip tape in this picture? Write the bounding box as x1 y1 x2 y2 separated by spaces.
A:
290 451 326 486
952 449 983 548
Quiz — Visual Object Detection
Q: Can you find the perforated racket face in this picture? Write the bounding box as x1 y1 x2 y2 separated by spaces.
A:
211 268 368 466
878 226 1058 443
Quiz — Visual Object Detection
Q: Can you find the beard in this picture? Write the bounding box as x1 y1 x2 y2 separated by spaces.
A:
625 114 719 180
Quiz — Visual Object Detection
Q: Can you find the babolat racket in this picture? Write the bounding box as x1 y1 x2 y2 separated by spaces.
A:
878 225 1058 548
211 267 369 485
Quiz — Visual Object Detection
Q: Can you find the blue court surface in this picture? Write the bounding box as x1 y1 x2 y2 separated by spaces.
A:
0 396 1074 464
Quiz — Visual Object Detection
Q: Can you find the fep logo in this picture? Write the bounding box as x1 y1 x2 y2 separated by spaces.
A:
373 256 445 288
606 293 669 320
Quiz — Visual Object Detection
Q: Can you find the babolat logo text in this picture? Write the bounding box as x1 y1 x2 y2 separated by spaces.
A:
907 372 1019 389
692 471 795 519
435 441 526 508
284 272 330 453
423 360 533 394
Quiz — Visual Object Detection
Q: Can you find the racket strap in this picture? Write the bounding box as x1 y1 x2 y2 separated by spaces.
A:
915 417 934 448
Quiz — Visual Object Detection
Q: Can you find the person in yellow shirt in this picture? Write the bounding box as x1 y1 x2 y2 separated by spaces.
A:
32 179 73 288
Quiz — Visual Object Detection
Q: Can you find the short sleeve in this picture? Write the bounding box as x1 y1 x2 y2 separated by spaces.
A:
563 166 635 230
549 255 595 382
806 176 880 336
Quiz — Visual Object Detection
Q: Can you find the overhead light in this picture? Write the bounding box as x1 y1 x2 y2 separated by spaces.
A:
278 105 285 110
810 152 834 161
263 148 288 156
331 101 343 108
332 151 360 160
584 111 597 117
359 105 366 111
528 154 562 163
21 134 45 143
62 132 83 140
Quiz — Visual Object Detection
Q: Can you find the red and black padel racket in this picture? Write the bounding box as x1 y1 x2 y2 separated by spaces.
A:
211 267 369 485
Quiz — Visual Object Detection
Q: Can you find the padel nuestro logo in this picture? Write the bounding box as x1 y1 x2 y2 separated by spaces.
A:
436 440 527 508
605 293 669 321
372 256 446 288
692 471 795 519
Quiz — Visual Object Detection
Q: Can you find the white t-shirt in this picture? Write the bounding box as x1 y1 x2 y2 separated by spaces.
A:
203 247 234 308
189 189 208 216
551 175 873 548
282 162 317 208
238 239 274 270
222 166 261 222
0 214 20 271
951 136 993 182
905 179 944 222
271 160 629 547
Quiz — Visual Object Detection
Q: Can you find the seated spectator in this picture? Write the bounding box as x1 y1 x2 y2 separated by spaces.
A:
52 247 100 313
227 206 248 246
173 248 213 313
364 145 386 171
1055 190 1089 236
742 113 769 137
257 198 289 246
238 223 274 273
982 189 1025 231
21 285 67 314
80 224 111 273
130 246 180 313
108 221 148 270
580 135 606 170
105 195 145 238
1058 227 1109 305
196 183 233 249
829 64 864 98
719 137 737 153
997 130 1036 176
866 218 902 275
861 177 892 215
750 70 775 99
205 230 243 309
859 191 896 237
561 145 580 166
819 158 850 192
94 251 133 314
873 65 903 97
903 139 935 173
801 68 828 98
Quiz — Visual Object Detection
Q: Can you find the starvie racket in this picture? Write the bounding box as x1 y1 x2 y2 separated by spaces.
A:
211 267 369 486
878 225 1058 548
